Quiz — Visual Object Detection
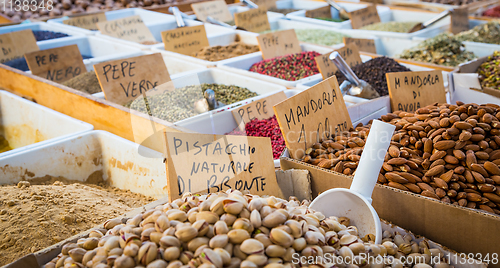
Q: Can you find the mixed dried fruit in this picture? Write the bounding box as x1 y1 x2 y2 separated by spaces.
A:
302 102 500 215
477 51 500 90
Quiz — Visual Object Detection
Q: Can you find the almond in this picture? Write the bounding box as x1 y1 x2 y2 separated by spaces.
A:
384 172 409 184
458 199 468 207
433 178 448 190
400 172 420 183
424 165 445 177
471 164 489 178
317 159 335 169
466 151 477 169
471 171 486 184
404 183 422 194
478 184 496 193
329 142 345 150
388 145 400 158
417 183 435 193
440 170 454 183
489 150 500 161
454 121 473 130
429 151 447 162
483 193 500 203
466 192 482 202
435 188 447 198
378 173 387 184
387 158 407 165
348 155 360 162
444 155 459 165
421 190 439 200
382 162 393 172
388 182 409 191
459 131 472 141
434 140 456 151
424 139 433 153
475 151 490 160
453 150 466 160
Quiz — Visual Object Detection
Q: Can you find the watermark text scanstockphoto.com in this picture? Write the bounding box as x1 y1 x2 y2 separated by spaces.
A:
292 253 499 266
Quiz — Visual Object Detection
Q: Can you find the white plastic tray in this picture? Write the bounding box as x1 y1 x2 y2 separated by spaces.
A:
0 90 94 159
0 22 86 42
285 1 391 29
217 43 334 88
0 130 167 199
332 8 450 39
46 8 177 35
151 31 259 67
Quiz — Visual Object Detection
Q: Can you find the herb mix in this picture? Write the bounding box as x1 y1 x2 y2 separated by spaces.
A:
360 21 421 33
249 51 321 81
260 29 345 46
455 21 500 45
192 42 260 61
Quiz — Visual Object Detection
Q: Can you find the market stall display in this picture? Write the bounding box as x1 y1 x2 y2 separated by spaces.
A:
477 51 500 90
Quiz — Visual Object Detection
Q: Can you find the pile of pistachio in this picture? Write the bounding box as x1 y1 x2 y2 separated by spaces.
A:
44 190 454 268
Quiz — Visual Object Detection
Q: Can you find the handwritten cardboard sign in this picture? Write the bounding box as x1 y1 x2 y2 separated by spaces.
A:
63 13 107 30
94 53 170 106
234 6 271 33
232 91 287 130
343 37 376 54
450 7 469 34
24 44 86 83
305 6 331 18
257 29 301 60
386 70 447 113
314 44 362 80
273 76 353 160
191 0 233 23
164 131 282 201
252 0 277 9
349 5 381 29
97 15 156 43
161 25 209 56
0 29 39 64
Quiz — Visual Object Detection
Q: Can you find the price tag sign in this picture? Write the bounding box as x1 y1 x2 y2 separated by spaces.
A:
349 5 381 29
234 6 271 33
164 132 282 201
252 0 277 9
450 7 469 34
257 29 301 60
94 53 171 106
161 25 209 56
232 91 287 130
386 70 447 113
273 76 353 160
305 6 331 18
191 0 233 23
96 15 156 43
314 44 362 80
63 13 107 30
343 37 376 54
0 29 39 64
25 44 86 83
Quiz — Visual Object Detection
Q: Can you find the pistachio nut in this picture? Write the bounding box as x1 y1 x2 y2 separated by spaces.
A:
141 227 155 242
163 227 176 237
239 208 250 219
194 245 209 258
348 242 365 255
227 257 241 268
305 231 325 246
89 230 104 239
123 243 139 257
104 218 122 230
107 254 118 267
82 249 97 266
233 245 248 260
127 214 143 227
167 210 188 222
188 211 198 223
166 260 183 268
220 213 237 226
339 234 357 246
146 259 167 268
196 211 219 224
163 247 181 261
191 219 209 237
103 236 120 252
82 238 99 250
214 248 231 266
159 236 180 248
248 198 264 211
223 198 245 215
270 228 294 247
240 239 264 255
188 237 210 252
250 210 261 228
262 212 287 228
200 248 223 268
383 241 398 255
283 247 295 262
56 256 68 268
233 218 254 233
228 229 250 244
254 233 271 248
210 197 225 215
245 254 267 266
108 248 123 256
265 244 287 258
142 211 162 226
292 238 307 252
150 232 163 244
155 215 170 233
137 242 158 266
338 246 354 261
62 243 78 255
393 234 405 247
399 243 412 255
322 245 335 255
179 251 194 265
366 244 381 256
91 254 107 267
175 226 198 242
240 260 257 268
198 264 216 268
413 264 432 268
224 243 233 256
260 206 274 219
209 234 229 248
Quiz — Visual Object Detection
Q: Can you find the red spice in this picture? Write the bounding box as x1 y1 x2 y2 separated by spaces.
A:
226 116 286 159
249 51 321 81
483 6 500 17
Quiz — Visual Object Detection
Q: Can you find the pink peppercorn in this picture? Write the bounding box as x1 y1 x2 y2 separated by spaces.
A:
249 51 321 81
245 116 286 160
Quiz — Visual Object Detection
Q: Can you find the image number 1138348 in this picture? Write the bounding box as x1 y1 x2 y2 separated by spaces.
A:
2 0 53 12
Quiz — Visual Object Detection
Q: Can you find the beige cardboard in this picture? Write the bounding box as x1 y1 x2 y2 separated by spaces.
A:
63 13 107 30
275 169 312 201
164 132 282 201
273 76 353 160
252 0 277 9
96 15 156 43
343 37 377 54
234 6 271 33
280 156 498 268
0 29 39 64
348 5 381 29
387 70 447 113
232 91 287 130
305 6 331 18
191 0 233 23
315 44 362 80
94 53 171 106
451 6 469 34
24 44 86 83
257 29 301 60
161 25 210 56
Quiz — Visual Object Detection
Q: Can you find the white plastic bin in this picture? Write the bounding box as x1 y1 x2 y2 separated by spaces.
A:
0 90 94 158
151 31 259 67
334 8 450 39
217 43 333 88
0 22 85 42
285 1 391 29
47 8 177 35
0 130 167 199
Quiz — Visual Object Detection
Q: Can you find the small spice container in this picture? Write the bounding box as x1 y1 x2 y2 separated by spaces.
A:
286 1 391 29
152 31 260 67
218 43 332 88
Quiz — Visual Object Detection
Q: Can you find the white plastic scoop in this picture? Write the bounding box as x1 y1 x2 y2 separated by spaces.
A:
309 120 395 244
